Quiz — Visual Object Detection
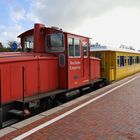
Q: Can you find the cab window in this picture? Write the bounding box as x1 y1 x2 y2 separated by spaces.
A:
75 39 80 56
24 36 34 52
46 33 64 52
68 38 80 57
68 38 74 56
83 45 88 57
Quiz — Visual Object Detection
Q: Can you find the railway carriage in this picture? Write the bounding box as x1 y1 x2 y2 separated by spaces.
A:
0 23 102 128
90 45 140 83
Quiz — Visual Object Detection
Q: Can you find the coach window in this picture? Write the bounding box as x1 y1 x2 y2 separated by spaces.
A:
75 39 80 57
95 53 101 59
120 56 125 67
128 56 130 65
124 56 127 65
117 56 120 67
135 56 139 64
135 56 137 64
137 56 139 64
132 56 134 64
128 56 133 65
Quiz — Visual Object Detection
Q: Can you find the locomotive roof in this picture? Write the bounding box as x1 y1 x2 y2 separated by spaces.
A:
18 27 91 39
18 29 33 38
63 31 91 39
90 45 140 54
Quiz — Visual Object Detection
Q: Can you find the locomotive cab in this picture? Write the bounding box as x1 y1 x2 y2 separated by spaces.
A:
18 23 101 90
19 24 90 89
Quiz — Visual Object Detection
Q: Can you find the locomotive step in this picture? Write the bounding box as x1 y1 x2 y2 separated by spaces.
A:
17 89 67 103
8 109 24 117
2 119 19 128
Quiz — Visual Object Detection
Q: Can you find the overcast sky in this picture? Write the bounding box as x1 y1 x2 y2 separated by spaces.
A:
0 0 140 49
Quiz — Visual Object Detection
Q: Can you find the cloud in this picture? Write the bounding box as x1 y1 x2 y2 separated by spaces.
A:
0 2 26 43
74 7 140 49
26 0 140 30
10 6 26 22
1 0 140 48
0 24 24 44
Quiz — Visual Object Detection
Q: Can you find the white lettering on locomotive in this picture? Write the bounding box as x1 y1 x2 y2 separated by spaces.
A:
70 61 80 65
70 66 81 70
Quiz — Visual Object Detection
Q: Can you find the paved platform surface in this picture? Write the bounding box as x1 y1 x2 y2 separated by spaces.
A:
1 73 140 140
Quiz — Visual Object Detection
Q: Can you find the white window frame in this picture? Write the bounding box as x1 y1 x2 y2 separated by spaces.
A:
68 37 81 58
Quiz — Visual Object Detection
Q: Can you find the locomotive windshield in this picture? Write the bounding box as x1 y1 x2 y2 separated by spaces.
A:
46 33 64 52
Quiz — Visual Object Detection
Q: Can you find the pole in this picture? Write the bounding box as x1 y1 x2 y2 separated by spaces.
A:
22 66 25 117
0 69 2 128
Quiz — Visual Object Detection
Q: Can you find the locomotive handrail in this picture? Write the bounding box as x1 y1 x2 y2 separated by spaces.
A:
0 69 2 128
22 65 25 117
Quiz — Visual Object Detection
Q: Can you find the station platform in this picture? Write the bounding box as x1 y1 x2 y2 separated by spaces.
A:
1 73 140 140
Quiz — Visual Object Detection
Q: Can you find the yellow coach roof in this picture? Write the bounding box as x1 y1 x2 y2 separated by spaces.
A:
90 45 140 54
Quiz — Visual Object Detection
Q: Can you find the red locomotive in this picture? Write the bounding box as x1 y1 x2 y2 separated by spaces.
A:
0 23 102 128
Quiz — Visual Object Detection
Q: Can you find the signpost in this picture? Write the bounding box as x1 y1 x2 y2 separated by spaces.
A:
11 42 18 52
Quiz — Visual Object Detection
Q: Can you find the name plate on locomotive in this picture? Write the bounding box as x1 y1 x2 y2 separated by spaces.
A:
69 61 81 70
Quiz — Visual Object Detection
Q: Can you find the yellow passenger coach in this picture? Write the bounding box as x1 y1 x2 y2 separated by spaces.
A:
90 45 140 83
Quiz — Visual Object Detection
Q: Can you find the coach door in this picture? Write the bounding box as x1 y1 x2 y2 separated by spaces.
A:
68 37 89 89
